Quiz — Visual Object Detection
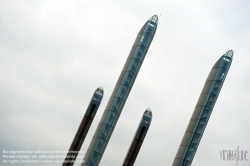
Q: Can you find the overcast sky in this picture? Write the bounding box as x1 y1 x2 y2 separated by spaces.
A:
0 0 249 166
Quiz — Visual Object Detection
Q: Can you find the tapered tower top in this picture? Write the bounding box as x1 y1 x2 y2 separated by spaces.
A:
97 86 104 91
148 15 158 24
223 50 234 59
145 108 152 114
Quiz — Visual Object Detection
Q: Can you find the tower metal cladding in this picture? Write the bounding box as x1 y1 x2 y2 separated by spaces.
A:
62 86 104 166
81 15 158 166
122 108 152 166
172 50 234 166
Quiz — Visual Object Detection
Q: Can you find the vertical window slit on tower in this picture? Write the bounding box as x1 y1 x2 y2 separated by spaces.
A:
139 127 146 137
89 104 96 115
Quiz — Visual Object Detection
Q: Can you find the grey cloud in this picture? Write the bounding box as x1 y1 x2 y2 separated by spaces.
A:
0 0 249 166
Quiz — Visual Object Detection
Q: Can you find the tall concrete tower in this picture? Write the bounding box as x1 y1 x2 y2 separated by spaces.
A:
62 86 103 166
122 108 152 166
172 50 234 166
81 15 158 166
